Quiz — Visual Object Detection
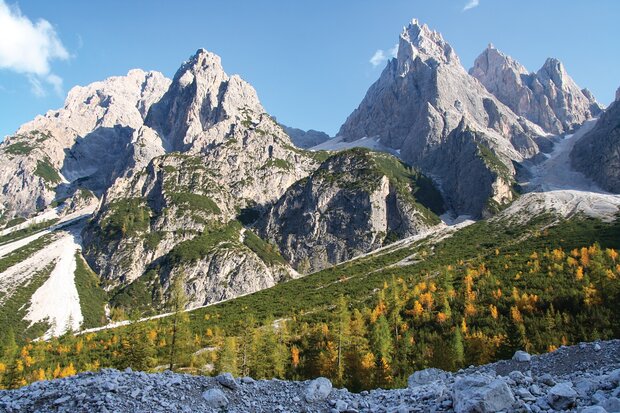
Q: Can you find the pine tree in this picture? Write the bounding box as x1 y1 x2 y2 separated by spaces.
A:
370 315 393 363
167 274 191 371
216 336 238 375
334 295 351 383
238 314 256 377
118 311 153 371
452 326 465 369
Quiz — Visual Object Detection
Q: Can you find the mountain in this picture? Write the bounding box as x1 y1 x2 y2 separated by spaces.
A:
259 148 445 272
470 45 603 134
570 88 620 193
337 19 547 217
0 70 170 220
280 125 331 149
82 50 324 309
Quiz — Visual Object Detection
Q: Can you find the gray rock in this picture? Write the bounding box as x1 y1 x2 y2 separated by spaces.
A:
602 397 620 412
338 19 545 217
202 388 229 409
470 45 602 135
216 372 238 390
547 382 577 410
571 100 620 193
335 399 348 411
582 407 608 413
453 374 516 413
281 125 331 149
513 351 532 362
408 368 449 388
305 377 333 403
241 377 255 384
260 148 442 273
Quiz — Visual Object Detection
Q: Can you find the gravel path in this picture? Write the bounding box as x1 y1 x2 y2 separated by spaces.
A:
1 340 619 412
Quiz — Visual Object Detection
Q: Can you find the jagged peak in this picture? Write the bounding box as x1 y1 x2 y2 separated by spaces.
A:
397 18 458 70
537 57 568 83
470 45 529 78
173 48 225 85
616 86 620 102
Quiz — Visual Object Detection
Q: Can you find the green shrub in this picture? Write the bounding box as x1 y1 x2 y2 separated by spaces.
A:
34 159 62 184
74 253 108 329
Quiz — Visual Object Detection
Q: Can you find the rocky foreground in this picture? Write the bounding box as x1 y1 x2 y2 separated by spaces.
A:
1 341 620 413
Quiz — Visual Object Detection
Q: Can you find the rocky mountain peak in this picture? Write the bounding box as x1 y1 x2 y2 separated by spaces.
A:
537 57 568 85
471 48 603 134
616 86 620 102
470 44 529 81
397 18 458 74
145 48 265 151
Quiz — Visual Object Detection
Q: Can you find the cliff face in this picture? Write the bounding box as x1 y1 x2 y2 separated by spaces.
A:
470 45 603 135
337 20 545 217
571 96 620 193
260 148 444 272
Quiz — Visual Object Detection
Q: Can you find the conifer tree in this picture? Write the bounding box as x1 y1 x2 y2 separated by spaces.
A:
167 274 191 371
216 336 238 375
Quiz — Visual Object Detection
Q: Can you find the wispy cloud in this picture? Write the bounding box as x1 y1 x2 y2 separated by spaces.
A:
463 0 480 11
0 0 69 96
370 44 398 67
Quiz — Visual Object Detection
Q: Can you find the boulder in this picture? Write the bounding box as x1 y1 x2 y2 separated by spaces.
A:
453 374 515 413
305 377 333 403
513 350 531 362
547 382 577 410
202 388 228 409
581 407 609 413
408 368 449 388
602 397 620 412
216 372 238 390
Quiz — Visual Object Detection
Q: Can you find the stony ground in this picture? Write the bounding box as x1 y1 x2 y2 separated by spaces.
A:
1 340 620 412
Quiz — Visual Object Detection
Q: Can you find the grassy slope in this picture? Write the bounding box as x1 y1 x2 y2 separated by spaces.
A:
184 214 620 332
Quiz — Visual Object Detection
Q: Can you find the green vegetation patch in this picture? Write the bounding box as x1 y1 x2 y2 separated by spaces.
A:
243 230 286 266
0 263 55 342
74 253 108 329
167 193 221 215
0 218 59 246
110 269 161 317
477 143 511 180
4 142 34 156
168 220 243 264
0 234 55 273
3 217 26 230
100 198 151 239
34 159 62 184
262 158 293 171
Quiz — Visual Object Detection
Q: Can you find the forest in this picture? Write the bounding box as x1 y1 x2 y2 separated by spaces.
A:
1 216 619 391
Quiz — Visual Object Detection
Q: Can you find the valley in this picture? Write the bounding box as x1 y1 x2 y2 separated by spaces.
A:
0 11 618 412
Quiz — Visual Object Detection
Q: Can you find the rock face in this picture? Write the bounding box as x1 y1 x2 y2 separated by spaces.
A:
571 98 620 193
81 50 319 308
470 45 603 135
259 148 444 272
0 70 171 219
281 125 331 149
338 19 545 217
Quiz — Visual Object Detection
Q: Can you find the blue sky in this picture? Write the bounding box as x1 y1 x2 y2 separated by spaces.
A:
0 0 618 140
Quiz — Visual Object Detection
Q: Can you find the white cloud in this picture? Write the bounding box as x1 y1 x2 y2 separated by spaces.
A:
463 0 480 11
0 0 69 96
369 44 398 67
